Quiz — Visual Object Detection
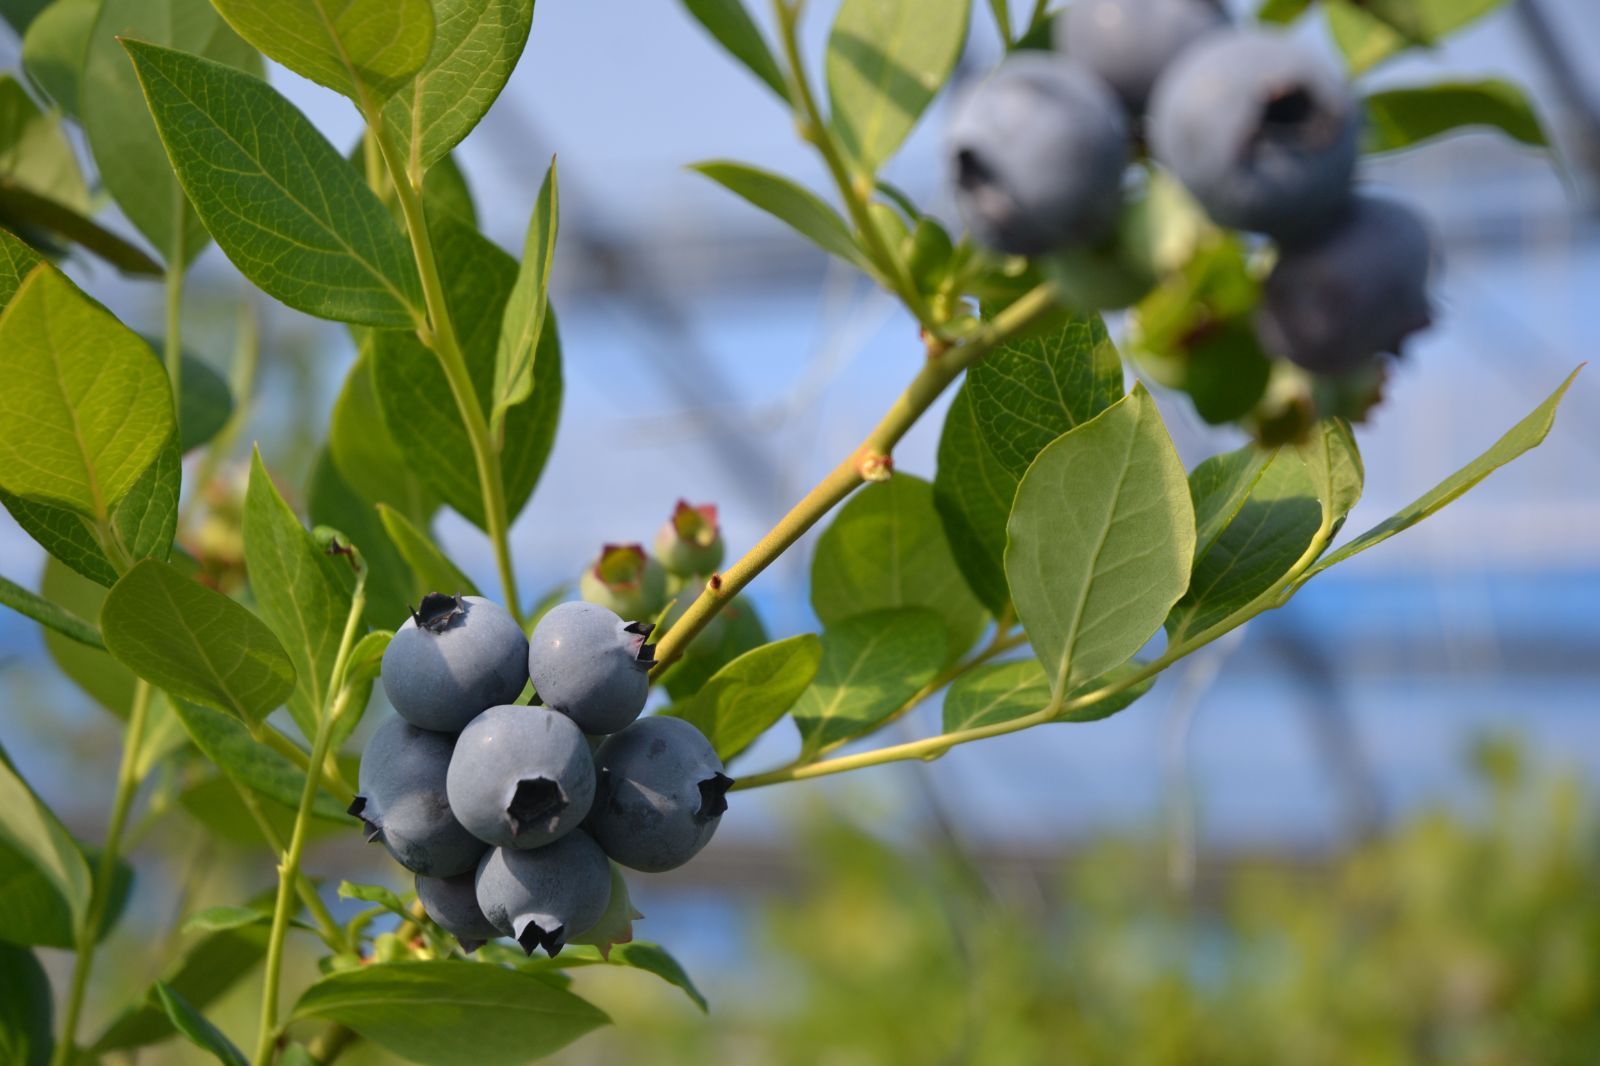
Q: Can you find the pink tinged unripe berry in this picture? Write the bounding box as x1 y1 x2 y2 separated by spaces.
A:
579 543 669 619
654 500 725 577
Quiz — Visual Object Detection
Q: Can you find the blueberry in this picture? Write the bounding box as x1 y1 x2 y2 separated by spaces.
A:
578 544 668 620
1148 28 1357 240
1057 0 1227 115
446 705 595 849
947 54 1129 256
653 500 724 578
415 871 501 954
351 715 487 877
380 593 529 734
474 832 612 956
588 716 733 873
528 601 654 734
1255 196 1435 375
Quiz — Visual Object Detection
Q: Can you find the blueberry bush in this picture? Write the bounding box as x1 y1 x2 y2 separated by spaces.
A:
0 0 1578 1063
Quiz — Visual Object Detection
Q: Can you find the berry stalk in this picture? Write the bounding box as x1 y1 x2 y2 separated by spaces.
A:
651 282 1060 676
252 576 367 1066
370 117 527 629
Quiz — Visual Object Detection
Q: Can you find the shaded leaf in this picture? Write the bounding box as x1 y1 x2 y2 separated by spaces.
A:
1365 78 1546 153
101 559 296 726
21 0 97 116
690 160 867 268
171 701 348 821
792 608 946 755
679 0 787 100
664 633 822 762
812 474 987 662
826 0 970 172
492 157 556 433
0 572 102 648
289 960 609 1065
39 556 136 712
94 924 267 1053
376 505 479 597
309 448 417 630
0 943 52 1066
658 595 768 701
125 40 422 325
935 313 1125 611
154 983 248 1066
0 745 91 939
942 658 1152 732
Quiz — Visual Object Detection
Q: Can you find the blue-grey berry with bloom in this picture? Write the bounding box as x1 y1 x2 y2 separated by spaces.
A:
588 715 733 873
351 715 486 877
380 593 529 734
1149 28 1357 241
528 601 654 734
446 705 595 849
1058 0 1227 115
474 832 612 956
1256 196 1436 375
416 871 501 954
948 54 1129 256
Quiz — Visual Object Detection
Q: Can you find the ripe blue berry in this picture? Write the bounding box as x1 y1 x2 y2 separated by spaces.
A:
1058 0 1227 115
351 715 486 877
653 501 724 578
1255 196 1435 375
528 601 654 734
415 871 501 954
947 54 1129 256
1148 29 1357 241
380 593 529 734
588 716 732 873
446 705 595 849
474 832 612 956
578 544 669 620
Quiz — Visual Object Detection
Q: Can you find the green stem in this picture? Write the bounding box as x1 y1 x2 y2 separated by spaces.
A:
651 283 1059 676
369 116 525 627
51 679 154 1066
771 0 939 333
736 519 1338 790
252 582 366 1066
232 781 346 952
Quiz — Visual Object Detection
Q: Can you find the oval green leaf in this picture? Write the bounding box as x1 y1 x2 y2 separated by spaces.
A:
791 607 946 756
1005 385 1195 699
211 0 434 104
663 633 823 762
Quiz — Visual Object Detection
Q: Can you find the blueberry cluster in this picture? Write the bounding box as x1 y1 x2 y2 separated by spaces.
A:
948 0 1434 378
352 593 732 956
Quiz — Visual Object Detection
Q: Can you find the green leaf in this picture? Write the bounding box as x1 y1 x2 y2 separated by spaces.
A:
941 658 1152 732
690 160 867 268
124 40 423 325
934 313 1125 612
0 943 52 1066
376 504 479 597
370 215 562 528
1364 79 1546 154
329 343 440 526
547 941 708 1012
492 157 557 434
290 960 609 1065
1325 0 1503 74
0 266 175 521
337 879 410 919
1165 445 1324 644
244 449 361 740
0 571 102 647
1 432 181 588
1299 417 1365 538
679 0 787 100
39 556 136 712
1308 367 1580 579
659 595 768 700
812 474 987 662
83 0 259 267
0 746 91 938
1257 0 1313 22
825 0 970 173
94 924 267 1053
792 607 946 755
154 983 248 1066
344 629 393 689
181 905 273 934
309 448 417 629
0 72 88 211
101 558 296 726
0 835 131 949
210 0 434 103
1006 385 1195 699
171 700 348 820
664 633 823 762
383 0 534 175
22 0 97 116
0 183 167 276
